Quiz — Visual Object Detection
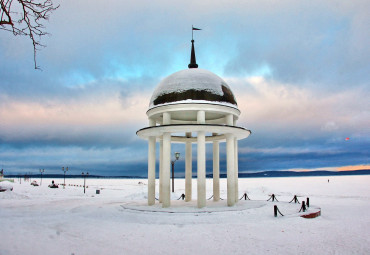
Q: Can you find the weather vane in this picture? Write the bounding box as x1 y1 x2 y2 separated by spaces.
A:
189 25 201 69
192 25 201 40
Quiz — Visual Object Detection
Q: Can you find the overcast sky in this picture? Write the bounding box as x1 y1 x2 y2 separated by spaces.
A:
0 0 369 176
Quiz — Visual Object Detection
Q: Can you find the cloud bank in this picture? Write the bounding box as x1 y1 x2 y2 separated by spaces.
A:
0 0 369 175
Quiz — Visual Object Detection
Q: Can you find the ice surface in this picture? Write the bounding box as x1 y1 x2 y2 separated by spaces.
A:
0 176 369 255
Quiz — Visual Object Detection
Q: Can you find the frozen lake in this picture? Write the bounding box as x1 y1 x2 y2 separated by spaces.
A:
1 176 369 254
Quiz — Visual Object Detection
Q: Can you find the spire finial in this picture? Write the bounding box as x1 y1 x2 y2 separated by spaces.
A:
188 39 198 68
188 26 201 69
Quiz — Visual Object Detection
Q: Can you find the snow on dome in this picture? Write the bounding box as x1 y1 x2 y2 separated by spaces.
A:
149 68 238 109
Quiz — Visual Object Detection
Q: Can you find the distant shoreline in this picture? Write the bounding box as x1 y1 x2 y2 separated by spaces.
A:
4 169 370 179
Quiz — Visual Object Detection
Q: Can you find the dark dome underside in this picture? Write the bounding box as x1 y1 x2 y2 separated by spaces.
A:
153 85 237 106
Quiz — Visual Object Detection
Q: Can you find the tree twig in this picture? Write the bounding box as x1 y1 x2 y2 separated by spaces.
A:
0 0 59 69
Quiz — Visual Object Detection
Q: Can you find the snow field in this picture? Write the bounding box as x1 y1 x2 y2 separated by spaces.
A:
0 176 369 255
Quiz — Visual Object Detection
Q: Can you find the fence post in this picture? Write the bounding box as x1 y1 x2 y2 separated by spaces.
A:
306 197 310 207
274 205 278 217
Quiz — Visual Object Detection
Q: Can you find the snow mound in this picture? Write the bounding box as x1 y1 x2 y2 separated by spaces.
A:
0 181 13 192
0 190 29 199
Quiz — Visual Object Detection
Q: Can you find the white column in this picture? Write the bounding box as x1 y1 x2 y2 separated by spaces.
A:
185 132 192 202
148 118 156 206
162 112 171 208
226 114 236 206
159 139 163 203
197 110 205 124
226 114 233 126
213 138 220 201
226 133 235 206
233 119 239 203
197 110 206 208
162 132 171 208
234 137 239 203
148 136 156 205
163 112 171 125
197 131 206 208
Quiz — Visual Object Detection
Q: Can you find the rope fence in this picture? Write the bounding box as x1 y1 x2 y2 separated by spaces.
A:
207 195 225 200
177 194 186 200
151 193 313 218
267 194 279 202
239 193 251 200
274 205 284 217
289 195 300 204
299 201 307 212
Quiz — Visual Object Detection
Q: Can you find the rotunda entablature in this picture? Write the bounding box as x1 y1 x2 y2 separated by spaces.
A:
147 103 240 125
136 124 251 142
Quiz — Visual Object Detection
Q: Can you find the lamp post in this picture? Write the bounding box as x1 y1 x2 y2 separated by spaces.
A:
62 167 68 189
82 172 89 194
39 169 44 185
171 152 180 192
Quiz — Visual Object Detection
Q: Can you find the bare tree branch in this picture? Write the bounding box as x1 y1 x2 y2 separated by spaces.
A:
0 0 59 69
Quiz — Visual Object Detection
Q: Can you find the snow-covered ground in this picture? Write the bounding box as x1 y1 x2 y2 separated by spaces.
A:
1 176 369 255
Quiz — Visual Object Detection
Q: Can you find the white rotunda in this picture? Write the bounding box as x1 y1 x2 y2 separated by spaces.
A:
137 39 251 208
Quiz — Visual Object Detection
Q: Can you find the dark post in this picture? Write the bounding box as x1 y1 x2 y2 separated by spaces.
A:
306 197 310 207
274 205 278 217
82 172 89 194
171 161 175 193
302 201 306 212
39 169 44 185
171 152 180 193
62 167 68 189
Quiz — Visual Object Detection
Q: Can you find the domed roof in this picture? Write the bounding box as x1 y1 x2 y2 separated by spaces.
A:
149 68 238 109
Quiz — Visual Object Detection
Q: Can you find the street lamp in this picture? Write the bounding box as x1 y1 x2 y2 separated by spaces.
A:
171 152 180 192
82 172 89 194
62 167 68 189
39 169 44 185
